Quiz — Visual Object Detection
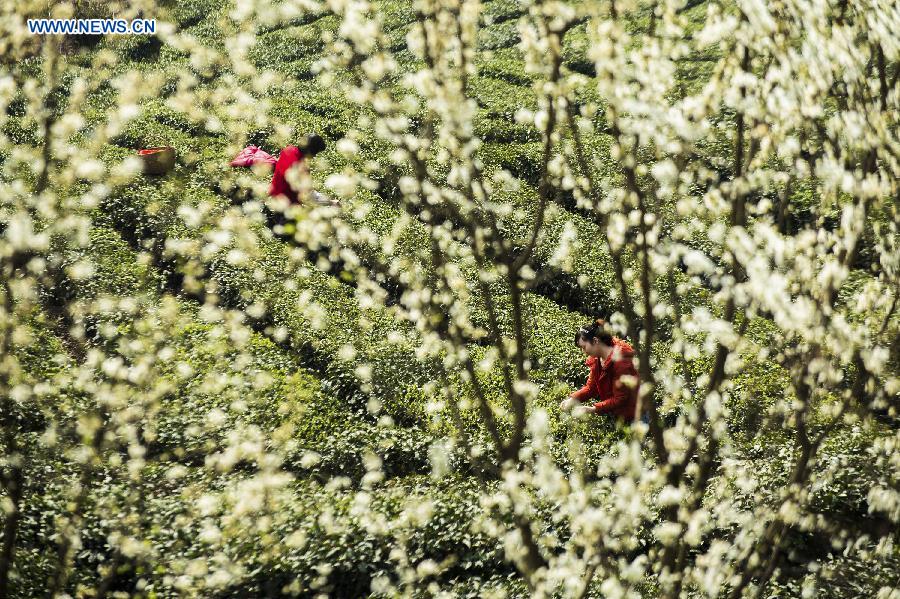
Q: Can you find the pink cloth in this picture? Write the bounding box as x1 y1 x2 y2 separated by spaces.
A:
229 145 277 167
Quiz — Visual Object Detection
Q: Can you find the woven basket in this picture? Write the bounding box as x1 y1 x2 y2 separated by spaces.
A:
138 146 176 175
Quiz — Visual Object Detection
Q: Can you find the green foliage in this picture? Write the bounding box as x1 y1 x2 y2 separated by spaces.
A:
1 116 39 146
477 48 535 86
479 141 544 185
478 20 520 51
268 87 356 141
471 75 537 117
475 111 540 143
375 0 416 30
251 21 330 69
562 22 594 76
166 0 230 28
110 114 200 155
483 0 526 24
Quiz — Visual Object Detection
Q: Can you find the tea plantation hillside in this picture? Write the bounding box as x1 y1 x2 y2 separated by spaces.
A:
2 0 898 597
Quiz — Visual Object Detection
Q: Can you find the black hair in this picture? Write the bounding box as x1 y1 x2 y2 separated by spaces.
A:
302 134 326 157
574 318 614 347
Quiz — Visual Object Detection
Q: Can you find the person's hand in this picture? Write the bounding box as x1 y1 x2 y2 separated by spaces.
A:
573 405 596 419
559 396 578 412
311 190 339 206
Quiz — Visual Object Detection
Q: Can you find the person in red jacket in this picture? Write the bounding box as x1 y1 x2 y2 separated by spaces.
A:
269 134 335 206
559 319 641 421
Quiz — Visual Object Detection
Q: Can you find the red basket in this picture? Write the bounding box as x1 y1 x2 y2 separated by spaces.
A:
138 146 176 175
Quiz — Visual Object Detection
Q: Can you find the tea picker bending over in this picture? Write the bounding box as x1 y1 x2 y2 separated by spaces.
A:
269 134 337 207
560 319 642 422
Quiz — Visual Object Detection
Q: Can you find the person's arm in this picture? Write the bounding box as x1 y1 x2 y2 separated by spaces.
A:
561 359 597 412
570 359 598 402
593 360 636 414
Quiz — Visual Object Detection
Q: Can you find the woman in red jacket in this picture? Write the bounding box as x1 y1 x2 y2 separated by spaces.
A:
559 319 641 421
269 134 335 206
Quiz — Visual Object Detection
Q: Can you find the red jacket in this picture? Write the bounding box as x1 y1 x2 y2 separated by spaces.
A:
571 338 639 420
269 146 305 203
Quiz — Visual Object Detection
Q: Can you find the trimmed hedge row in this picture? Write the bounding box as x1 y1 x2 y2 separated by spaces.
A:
166 0 230 29
478 19 521 51
475 109 541 143
250 18 337 70
561 22 595 77
479 159 626 314
471 75 537 118
476 47 537 87
375 0 417 30
483 0 527 24
266 87 357 143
